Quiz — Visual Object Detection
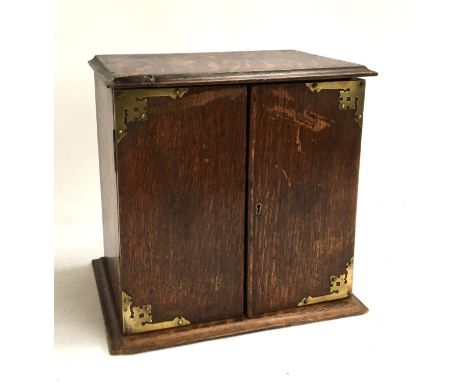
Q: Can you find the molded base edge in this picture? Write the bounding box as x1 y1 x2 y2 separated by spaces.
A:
92 256 368 355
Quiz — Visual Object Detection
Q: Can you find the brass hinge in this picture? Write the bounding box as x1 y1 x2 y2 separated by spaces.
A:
122 291 190 334
298 257 354 306
113 88 188 144
306 80 365 126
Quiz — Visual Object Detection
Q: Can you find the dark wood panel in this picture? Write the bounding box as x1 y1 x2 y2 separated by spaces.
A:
116 86 247 325
89 50 377 88
93 257 368 355
94 76 121 322
247 82 364 316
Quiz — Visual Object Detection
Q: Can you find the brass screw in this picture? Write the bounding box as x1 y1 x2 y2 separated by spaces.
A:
358 115 363 120
341 104 346 109
118 129 123 134
140 113 147 119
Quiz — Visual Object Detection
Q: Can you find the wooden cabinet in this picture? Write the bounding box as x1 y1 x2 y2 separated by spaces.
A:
90 50 377 354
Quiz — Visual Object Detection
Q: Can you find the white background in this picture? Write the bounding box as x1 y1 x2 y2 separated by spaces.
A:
51 0 468 380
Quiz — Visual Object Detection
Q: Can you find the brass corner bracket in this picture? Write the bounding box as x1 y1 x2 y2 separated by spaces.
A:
114 88 189 144
306 80 365 126
298 257 354 307
122 291 190 335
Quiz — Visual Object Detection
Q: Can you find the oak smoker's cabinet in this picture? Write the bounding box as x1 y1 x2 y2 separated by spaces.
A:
90 50 377 355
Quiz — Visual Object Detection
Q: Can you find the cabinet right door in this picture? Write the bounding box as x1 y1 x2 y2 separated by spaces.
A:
246 80 365 316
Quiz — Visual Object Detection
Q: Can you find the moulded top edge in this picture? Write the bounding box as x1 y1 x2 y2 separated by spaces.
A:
89 50 378 89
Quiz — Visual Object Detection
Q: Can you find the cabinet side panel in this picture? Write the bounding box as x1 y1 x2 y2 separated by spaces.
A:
94 75 121 320
247 82 364 316
117 86 247 327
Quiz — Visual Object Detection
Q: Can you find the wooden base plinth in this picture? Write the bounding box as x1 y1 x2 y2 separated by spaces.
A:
92 257 368 355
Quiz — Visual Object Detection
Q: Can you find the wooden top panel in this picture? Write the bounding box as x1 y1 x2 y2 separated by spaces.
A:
89 50 377 88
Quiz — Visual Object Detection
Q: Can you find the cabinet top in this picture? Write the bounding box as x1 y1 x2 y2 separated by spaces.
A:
89 50 377 89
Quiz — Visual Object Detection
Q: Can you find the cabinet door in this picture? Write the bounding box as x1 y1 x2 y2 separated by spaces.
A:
115 86 247 333
247 81 365 316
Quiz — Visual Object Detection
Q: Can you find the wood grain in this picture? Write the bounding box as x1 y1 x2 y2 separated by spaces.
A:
247 82 364 316
90 51 375 352
116 86 247 325
94 76 121 321
93 257 368 355
89 50 377 89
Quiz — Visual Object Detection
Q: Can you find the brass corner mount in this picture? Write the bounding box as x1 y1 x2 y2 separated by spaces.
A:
114 88 189 144
306 80 365 126
298 257 354 307
122 291 190 335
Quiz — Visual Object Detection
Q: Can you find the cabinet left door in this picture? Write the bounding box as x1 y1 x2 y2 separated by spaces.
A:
114 86 247 334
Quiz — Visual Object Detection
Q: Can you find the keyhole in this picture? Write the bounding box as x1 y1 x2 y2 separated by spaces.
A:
256 203 262 215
